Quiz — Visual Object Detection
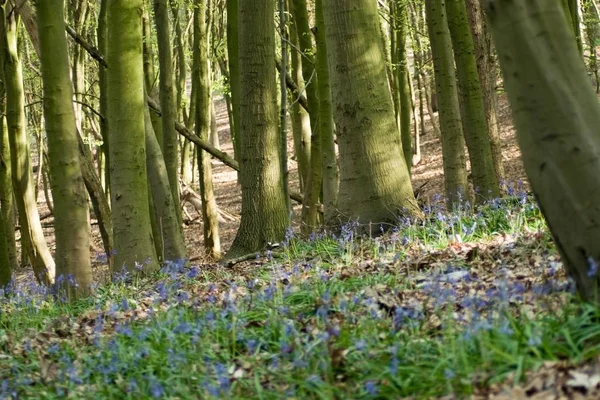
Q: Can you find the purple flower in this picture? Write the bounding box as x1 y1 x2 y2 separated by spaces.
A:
364 380 378 395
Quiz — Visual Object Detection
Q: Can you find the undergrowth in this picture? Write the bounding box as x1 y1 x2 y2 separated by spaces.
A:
1 189 599 399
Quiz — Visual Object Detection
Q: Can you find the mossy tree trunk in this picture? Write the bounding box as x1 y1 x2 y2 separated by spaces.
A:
0 83 17 274
98 0 110 195
153 0 181 227
446 0 499 201
392 0 413 170
144 102 187 263
226 0 241 161
291 0 322 233
225 0 290 259
193 0 221 259
464 0 504 184
323 0 421 231
289 10 311 193
0 6 55 285
107 0 158 273
425 0 468 207
315 0 338 221
485 0 600 302
39 0 92 298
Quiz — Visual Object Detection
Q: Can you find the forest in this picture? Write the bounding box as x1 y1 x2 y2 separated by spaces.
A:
2 0 600 398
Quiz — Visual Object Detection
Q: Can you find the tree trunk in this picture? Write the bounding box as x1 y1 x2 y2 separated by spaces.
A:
144 102 187 263
485 0 600 302
226 0 241 161
291 0 322 233
315 0 338 221
323 0 421 231
193 0 221 259
0 7 55 284
394 1 413 170
289 11 311 192
39 0 92 298
225 0 290 259
98 0 110 196
153 0 181 226
446 0 499 201
107 0 158 273
0 85 17 273
465 0 505 184
425 0 468 207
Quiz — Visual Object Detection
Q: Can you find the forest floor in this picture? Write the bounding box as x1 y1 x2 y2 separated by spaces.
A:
7 97 600 399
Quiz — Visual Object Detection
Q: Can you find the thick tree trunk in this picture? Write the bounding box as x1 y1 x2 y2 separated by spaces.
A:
446 0 499 201
315 0 338 221
107 0 158 273
225 0 290 259
323 0 421 231
485 0 600 302
0 8 55 284
193 0 221 258
425 0 468 207
39 0 92 298
465 0 504 184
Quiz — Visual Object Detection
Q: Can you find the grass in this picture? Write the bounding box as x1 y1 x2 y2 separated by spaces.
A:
1 187 599 399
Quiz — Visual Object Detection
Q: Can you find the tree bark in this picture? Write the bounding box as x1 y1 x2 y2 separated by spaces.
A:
0 7 55 284
225 0 290 259
107 0 158 273
485 0 600 302
446 0 499 201
39 0 92 298
323 0 421 231
425 0 468 207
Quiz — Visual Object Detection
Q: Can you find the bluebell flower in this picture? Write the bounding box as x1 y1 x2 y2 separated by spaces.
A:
364 381 378 395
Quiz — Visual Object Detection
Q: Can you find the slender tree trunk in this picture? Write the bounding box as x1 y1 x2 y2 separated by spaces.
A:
446 0 499 201
289 11 311 192
394 1 413 170
98 0 110 195
225 0 290 258
153 0 181 226
107 0 158 273
291 0 322 233
144 103 187 263
485 0 600 303
465 0 504 184
425 0 469 207
226 0 241 161
583 0 600 92
39 0 92 298
315 0 338 221
0 84 16 273
0 7 55 284
323 0 421 231
210 100 220 150
193 0 221 258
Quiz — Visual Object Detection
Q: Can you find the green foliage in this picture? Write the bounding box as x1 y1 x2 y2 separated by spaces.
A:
0 191 595 398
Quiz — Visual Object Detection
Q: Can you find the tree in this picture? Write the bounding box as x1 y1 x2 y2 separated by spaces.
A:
425 0 468 207
38 0 92 297
153 0 181 226
225 0 290 259
291 0 322 233
464 0 505 183
485 0 600 302
322 0 421 231
107 0 158 273
226 0 241 161
446 0 499 200
193 0 221 258
0 82 16 275
0 5 55 285
314 0 338 221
